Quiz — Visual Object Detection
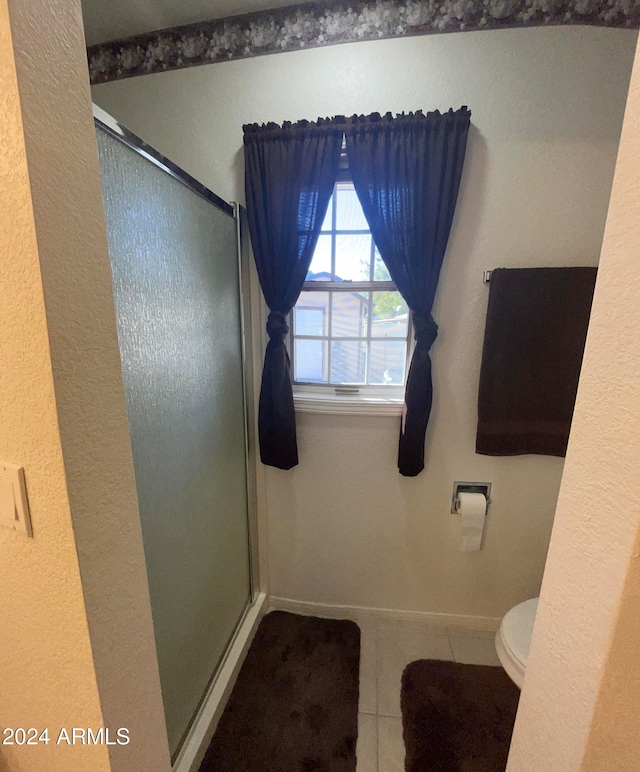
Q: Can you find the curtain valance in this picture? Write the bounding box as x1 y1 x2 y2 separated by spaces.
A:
243 117 345 141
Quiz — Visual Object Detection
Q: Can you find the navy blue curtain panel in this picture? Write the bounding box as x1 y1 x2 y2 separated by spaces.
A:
243 120 342 469
344 108 471 476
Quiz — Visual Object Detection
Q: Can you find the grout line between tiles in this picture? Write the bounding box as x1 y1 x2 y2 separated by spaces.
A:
369 621 507 771
375 622 379 772
374 621 379 716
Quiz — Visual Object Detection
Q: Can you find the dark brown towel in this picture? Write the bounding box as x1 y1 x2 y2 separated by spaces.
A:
476 267 597 457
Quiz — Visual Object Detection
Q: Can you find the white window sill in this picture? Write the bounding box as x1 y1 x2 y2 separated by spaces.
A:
293 391 404 416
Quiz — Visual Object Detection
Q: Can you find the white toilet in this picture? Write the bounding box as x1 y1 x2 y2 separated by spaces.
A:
495 597 539 689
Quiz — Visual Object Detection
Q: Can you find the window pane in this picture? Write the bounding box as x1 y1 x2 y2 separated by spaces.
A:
369 340 407 385
330 340 367 384
294 179 411 388
320 196 333 232
331 291 369 338
294 292 329 336
294 338 328 383
373 248 392 282
335 186 369 231
307 234 332 279
371 291 409 338
334 234 371 282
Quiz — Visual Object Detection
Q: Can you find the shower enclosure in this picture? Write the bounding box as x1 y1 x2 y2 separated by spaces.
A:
94 108 254 760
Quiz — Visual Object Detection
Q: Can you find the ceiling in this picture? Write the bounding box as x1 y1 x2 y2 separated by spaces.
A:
81 0 312 46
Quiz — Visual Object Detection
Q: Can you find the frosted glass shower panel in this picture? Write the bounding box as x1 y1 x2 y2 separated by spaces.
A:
96 127 251 757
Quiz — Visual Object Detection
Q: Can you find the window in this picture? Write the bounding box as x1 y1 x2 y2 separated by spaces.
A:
291 178 410 400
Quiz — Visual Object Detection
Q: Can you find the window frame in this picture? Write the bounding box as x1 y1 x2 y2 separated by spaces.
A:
290 172 412 411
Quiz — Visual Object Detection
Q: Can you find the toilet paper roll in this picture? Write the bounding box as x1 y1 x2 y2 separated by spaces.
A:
456 492 487 552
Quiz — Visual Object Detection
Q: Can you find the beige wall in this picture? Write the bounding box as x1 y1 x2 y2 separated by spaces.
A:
508 34 640 771
2 0 170 769
93 26 637 620
0 1 107 769
584 527 640 770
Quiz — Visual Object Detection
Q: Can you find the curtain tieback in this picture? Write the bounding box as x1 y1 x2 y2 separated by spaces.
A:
266 311 290 342
413 313 438 351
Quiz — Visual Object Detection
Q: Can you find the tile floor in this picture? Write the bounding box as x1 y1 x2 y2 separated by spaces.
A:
355 620 502 771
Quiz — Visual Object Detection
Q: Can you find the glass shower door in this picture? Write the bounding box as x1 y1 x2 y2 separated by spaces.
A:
95 122 251 758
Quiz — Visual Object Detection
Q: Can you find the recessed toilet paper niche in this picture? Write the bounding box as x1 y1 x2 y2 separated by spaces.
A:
452 482 491 552
450 481 491 514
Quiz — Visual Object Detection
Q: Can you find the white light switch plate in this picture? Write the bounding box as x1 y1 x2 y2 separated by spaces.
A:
0 461 32 536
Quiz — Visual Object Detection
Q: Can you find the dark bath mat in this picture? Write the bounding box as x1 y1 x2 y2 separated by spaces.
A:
401 659 520 772
200 611 360 772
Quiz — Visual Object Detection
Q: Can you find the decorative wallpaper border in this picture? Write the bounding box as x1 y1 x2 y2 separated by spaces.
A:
87 0 640 85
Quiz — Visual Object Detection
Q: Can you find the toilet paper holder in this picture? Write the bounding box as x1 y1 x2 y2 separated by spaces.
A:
451 481 491 514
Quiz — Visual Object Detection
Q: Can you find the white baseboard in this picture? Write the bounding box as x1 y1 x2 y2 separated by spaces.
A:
269 596 501 632
172 591 268 772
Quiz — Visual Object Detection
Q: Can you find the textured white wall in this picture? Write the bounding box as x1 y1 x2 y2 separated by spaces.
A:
584 536 640 770
93 26 637 619
0 1 108 769
508 35 640 771
5 0 171 769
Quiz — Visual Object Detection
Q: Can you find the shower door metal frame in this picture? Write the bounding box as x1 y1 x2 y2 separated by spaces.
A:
93 105 235 217
232 202 261 602
93 104 262 758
